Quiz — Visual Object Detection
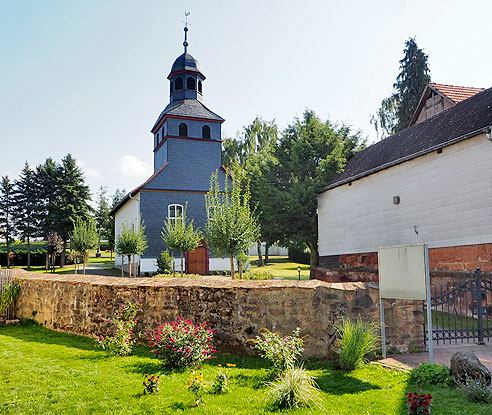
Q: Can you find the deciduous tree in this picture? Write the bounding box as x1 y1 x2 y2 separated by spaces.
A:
70 217 99 275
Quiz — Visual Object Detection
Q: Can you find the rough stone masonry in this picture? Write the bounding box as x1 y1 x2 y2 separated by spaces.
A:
12 271 424 356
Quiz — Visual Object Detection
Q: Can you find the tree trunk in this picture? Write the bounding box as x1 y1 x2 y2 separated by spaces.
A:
180 251 184 277
6 238 10 269
257 241 264 267
229 254 235 279
133 254 136 277
83 257 86 275
309 239 319 270
172 261 176 278
110 249 113 260
265 244 270 264
121 256 124 277
27 236 31 270
238 258 243 279
46 253 49 271
60 241 66 268
128 255 132 278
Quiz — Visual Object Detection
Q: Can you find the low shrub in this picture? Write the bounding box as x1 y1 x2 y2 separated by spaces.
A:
188 370 206 406
156 250 174 274
334 317 380 370
0 281 22 315
242 269 274 280
153 273 200 279
147 317 216 369
457 374 492 403
143 374 160 395
268 366 323 410
96 299 140 356
406 392 433 414
252 327 305 373
0 249 73 267
409 363 453 387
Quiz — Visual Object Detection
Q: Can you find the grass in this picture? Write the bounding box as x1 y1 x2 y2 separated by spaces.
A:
1 323 490 414
249 256 310 280
426 311 492 330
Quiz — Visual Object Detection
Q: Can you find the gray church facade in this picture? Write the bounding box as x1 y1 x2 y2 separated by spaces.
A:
111 26 228 274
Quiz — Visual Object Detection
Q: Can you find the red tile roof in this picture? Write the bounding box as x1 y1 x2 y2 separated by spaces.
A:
430 83 485 103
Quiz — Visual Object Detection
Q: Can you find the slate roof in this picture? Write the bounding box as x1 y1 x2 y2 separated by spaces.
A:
322 87 492 192
168 52 204 78
151 99 224 132
430 83 485 104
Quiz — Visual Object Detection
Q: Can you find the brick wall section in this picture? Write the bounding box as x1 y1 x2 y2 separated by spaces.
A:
12 271 423 355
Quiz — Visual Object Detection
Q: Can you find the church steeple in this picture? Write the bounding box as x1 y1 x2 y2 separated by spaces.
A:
183 12 190 54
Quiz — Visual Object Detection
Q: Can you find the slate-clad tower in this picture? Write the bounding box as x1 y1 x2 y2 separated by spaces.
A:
111 25 228 275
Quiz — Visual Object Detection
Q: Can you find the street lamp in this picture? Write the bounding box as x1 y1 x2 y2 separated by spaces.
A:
298 266 301 281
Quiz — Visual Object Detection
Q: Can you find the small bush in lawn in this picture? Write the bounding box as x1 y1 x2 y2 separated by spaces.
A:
268 366 323 410
409 363 453 387
156 250 174 274
252 327 305 373
146 317 216 369
210 363 235 394
406 392 432 414
458 374 492 403
96 299 140 356
143 374 160 395
334 317 379 370
242 270 274 280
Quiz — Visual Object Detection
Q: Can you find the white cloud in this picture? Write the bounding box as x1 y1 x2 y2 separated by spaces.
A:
77 160 101 179
118 155 152 179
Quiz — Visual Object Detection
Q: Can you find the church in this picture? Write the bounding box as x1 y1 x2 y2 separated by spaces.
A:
110 25 229 275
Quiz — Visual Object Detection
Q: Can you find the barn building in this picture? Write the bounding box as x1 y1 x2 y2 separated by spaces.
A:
315 84 492 283
111 26 229 275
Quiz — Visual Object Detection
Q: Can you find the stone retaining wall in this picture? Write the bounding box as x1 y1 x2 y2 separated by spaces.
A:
12 270 424 356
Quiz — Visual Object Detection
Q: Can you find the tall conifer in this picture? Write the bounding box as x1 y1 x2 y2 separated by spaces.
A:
0 176 15 268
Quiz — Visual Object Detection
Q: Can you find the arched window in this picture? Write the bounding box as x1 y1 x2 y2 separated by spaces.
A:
186 77 196 90
170 81 173 93
198 80 202 93
168 204 184 225
179 123 188 137
175 77 183 90
202 125 211 139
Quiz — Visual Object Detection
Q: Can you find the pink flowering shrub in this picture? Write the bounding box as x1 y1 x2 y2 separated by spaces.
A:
96 299 140 356
146 317 216 369
252 328 305 373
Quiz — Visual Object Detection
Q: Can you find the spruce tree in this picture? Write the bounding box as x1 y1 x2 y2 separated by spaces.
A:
0 177 15 268
13 162 42 269
55 154 92 266
371 37 431 138
36 157 60 238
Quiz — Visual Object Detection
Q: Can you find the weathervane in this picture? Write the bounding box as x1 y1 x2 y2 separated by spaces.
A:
182 11 191 53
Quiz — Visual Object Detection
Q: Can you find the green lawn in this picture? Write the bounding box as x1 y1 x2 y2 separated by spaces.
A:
426 310 492 330
249 256 310 280
1 323 489 414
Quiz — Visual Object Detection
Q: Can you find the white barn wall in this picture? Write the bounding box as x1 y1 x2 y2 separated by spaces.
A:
114 193 140 269
318 133 492 256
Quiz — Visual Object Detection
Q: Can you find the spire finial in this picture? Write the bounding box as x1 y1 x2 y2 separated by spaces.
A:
182 12 191 53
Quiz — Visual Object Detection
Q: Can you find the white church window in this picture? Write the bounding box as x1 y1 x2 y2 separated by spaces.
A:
168 204 184 224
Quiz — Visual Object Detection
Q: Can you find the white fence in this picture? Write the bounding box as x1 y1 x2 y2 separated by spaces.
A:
0 269 14 320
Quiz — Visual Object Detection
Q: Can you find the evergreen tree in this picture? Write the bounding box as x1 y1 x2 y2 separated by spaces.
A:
371 37 431 138
94 186 110 250
36 157 60 238
0 176 15 268
13 162 42 269
55 154 92 266
161 203 202 277
205 170 260 278
274 110 364 268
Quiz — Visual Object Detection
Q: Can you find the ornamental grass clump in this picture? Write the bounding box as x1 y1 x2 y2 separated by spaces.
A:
268 366 323 410
252 327 305 373
96 299 140 356
146 317 216 369
334 317 380 370
406 392 433 414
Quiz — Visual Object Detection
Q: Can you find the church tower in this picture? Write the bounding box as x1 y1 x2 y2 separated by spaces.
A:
151 25 224 172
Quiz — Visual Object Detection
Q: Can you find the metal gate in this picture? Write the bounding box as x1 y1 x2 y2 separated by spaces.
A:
424 269 492 346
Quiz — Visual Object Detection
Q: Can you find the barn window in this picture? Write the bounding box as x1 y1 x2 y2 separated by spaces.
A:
179 123 188 137
168 204 184 225
175 77 183 90
198 80 202 93
186 77 196 90
202 125 211 139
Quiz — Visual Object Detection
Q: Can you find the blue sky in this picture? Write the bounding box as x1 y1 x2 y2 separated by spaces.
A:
2 0 491 200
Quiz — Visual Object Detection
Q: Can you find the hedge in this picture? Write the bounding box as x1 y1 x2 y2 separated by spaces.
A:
288 245 310 265
0 250 74 267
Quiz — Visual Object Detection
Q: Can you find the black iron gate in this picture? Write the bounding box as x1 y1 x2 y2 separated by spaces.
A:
424 269 492 346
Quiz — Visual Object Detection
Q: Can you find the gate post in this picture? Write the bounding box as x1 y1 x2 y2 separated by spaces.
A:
476 268 485 345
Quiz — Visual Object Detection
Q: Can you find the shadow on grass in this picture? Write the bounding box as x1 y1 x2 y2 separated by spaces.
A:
315 370 380 395
232 372 271 389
